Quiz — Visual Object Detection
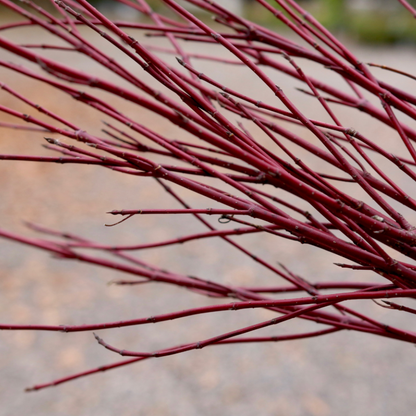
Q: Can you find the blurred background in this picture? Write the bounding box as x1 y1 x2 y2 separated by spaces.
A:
1 1 416 416
3 0 416 44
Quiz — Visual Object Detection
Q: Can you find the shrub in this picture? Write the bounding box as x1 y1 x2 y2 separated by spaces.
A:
1 0 416 391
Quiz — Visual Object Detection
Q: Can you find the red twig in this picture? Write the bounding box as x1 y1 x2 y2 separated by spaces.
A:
1 0 416 391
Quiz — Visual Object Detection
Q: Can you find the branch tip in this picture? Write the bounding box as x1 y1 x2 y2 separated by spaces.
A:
105 213 134 227
44 137 60 145
372 299 393 309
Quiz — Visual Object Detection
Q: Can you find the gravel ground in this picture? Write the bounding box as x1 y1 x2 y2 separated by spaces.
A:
1 12 416 416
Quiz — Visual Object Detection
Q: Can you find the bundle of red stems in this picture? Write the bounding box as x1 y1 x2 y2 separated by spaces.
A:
1 0 416 391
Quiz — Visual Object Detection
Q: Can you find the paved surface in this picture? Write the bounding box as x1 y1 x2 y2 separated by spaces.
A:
1 15 416 416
